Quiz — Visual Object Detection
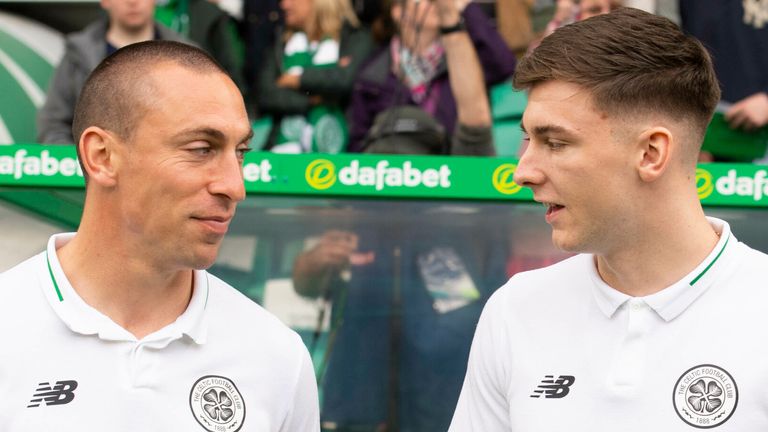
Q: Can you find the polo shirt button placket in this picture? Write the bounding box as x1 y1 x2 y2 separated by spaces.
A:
129 343 146 388
609 299 653 392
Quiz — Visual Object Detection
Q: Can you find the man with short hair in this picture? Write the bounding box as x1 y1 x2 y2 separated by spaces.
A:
1 41 319 431
37 0 189 144
450 8 768 431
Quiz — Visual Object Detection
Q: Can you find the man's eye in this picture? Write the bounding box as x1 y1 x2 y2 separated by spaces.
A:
237 147 253 158
189 146 212 156
547 140 566 150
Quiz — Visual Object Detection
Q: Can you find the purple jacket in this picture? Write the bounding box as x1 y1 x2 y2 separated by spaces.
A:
346 3 516 152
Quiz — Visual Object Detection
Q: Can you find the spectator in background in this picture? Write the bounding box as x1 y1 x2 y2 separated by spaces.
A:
681 0 768 133
348 0 515 155
530 0 619 51
537 1 679 45
36 0 191 144
257 0 373 153
155 0 246 92
495 0 535 58
241 0 281 113
624 0 679 24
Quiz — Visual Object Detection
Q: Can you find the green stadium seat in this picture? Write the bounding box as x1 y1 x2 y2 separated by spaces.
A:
490 81 527 157
491 81 527 120
702 112 768 162
251 116 273 150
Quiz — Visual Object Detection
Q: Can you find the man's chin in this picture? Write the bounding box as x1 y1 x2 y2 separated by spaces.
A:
186 245 223 271
121 20 153 33
190 256 218 271
551 232 585 254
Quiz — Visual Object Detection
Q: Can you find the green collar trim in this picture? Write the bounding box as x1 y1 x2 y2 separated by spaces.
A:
689 232 731 286
45 251 64 302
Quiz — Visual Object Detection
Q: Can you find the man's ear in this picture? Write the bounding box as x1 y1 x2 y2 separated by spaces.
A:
636 126 672 183
78 126 120 187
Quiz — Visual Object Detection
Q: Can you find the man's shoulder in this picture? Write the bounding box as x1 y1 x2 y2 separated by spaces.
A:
728 241 768 288
62 19 108 69
67 19 108 47
204 273 306 351
1 252 45 288
487 254 592 311
0 253 47 315
155 22 194 45
736 240 768 265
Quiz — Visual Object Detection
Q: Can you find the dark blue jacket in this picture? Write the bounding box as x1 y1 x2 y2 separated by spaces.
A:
681 0 768 103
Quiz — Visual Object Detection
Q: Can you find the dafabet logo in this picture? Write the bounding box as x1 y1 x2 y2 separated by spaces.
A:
492 163 522 195
0 149 83 179
305 159 337 190
715 169 768 201
697 167 768 202
304 159 451 191
696 168 714 200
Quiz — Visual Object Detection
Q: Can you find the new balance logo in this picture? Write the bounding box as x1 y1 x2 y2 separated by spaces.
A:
27 380 78 408
530 375 575 398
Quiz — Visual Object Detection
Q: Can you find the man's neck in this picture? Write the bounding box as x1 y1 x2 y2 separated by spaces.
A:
595 208 720 298
106 22 155 49
56 230 194 340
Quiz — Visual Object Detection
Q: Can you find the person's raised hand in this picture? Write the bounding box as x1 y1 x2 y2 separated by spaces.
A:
725 92 768 131
276 73 301 90
434 0 463 26
307 230 359 271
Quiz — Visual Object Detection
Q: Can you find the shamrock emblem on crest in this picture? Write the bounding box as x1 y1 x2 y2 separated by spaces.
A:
687 379 724 414
202 388 235 422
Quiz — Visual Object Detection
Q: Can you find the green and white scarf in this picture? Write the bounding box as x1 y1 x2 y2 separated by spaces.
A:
273 32 348 154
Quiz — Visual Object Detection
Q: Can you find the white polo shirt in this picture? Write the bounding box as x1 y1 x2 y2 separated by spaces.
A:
450 218 768 431
0 233 319 432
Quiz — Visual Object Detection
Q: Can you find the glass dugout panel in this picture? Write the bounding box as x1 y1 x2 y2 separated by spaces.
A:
207 196 768 432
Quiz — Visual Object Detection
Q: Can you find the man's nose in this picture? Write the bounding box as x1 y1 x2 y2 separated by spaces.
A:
210 153 246 203
513 145 544 188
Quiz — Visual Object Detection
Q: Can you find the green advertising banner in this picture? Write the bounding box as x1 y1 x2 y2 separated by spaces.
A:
239 153 534 201
1 144 767 208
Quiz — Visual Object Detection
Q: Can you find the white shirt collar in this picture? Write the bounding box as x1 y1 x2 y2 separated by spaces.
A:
589 217 735 322
43 233 208 344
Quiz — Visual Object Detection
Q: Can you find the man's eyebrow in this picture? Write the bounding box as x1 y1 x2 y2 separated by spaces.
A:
240 129 254 145
172 127 254 145
520 123 576 137
172 127 227 142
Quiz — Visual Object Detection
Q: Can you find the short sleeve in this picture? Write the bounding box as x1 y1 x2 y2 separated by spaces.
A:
448 289 513 432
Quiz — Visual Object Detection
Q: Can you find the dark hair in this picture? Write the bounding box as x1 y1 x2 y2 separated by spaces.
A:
513 8 720 141
72 40 227 145
371 0 397 44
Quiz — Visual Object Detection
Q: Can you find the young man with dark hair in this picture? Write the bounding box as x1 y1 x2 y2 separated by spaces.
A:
1 41 319 431
450 8 768 431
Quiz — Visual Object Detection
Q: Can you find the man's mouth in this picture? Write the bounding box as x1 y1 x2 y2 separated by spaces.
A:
191 215 232 235
543 202 565 214
542 202 565 222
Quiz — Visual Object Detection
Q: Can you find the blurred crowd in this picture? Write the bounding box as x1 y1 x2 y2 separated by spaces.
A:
36 0 768 162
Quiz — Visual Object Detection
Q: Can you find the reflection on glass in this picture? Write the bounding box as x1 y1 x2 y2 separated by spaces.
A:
210 197 768 432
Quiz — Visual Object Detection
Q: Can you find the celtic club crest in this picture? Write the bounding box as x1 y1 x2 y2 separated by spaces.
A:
673 365 738 428
190 375 246 431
